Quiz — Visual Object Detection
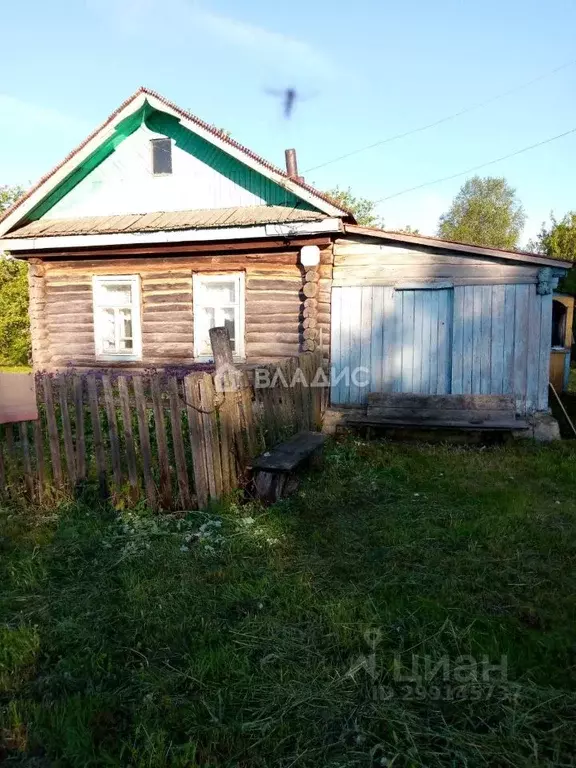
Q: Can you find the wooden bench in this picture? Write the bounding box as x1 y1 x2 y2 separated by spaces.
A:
250 431 327 503
347 393 529 431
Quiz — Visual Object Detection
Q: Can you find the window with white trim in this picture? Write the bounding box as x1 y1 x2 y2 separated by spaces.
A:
193 273 245 359
93 276 142 360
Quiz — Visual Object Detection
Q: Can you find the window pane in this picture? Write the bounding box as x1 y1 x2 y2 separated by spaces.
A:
223 308 236 352
100 308 116 352
204 280 236 304
100 283 132 306
120 309 132 339
152 138 172 175
119 339 133 351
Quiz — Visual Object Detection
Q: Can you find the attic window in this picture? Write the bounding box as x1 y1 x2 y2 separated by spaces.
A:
151 138 172 175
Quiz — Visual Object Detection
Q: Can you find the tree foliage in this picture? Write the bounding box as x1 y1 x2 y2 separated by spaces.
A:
0 258 30 366
0 184 30 366
325 186 384 228
528 211 576 294
438 176 525 249
0 184 24 213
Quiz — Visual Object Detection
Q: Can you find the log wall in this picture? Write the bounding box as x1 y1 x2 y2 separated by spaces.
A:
30 245 334 371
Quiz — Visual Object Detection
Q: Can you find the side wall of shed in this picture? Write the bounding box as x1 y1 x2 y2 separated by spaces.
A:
330 238 552 414
28 245 333 371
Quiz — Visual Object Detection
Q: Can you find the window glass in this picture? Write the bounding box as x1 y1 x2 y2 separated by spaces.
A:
151 138 172 175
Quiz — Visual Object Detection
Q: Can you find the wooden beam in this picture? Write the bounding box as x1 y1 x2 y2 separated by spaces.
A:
15 236 332 260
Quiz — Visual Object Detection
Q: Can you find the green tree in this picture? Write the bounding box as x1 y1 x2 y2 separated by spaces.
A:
0 184 30 366
325 186 384 228
0 258 30 366
528 211 576 293
438 176 525 249
0 184 24 213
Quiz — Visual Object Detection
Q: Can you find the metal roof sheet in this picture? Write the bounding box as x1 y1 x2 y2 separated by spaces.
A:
6 205 326 238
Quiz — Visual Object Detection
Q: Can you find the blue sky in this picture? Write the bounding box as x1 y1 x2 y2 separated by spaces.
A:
1 0 575 243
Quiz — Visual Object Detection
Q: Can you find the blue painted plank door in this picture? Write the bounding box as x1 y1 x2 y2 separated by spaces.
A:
330 286 453 404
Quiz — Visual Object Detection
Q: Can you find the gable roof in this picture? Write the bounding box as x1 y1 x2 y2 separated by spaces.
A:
0 87 351 237
344 224 573 270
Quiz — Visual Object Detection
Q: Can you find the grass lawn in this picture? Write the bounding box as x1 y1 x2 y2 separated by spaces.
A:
1 438 576 767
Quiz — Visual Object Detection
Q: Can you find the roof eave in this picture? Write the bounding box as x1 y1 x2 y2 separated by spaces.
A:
343 224 573 270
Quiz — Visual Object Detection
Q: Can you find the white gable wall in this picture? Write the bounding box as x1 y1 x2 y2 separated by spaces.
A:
43 124 274 220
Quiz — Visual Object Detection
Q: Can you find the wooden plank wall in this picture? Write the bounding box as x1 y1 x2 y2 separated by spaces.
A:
29 247 333 371
332 238 540 286
330 237 551 414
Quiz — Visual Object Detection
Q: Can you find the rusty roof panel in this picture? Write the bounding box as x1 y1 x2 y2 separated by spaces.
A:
6 206 326 239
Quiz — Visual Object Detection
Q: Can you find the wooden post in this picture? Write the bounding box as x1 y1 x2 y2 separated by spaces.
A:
209 327 241 491
209 326 234 368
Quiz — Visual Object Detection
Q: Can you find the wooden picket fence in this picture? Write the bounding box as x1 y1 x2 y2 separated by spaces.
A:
0 349 327 510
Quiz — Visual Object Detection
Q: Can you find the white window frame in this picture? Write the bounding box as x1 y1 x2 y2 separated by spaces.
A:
92 275 142 361
193 272 245 361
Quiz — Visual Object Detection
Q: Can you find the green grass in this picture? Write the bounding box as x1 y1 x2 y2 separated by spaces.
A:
1 438 576 766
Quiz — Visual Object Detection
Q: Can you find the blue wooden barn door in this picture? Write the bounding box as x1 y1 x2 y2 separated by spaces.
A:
396 288 453 395
330 286 453 405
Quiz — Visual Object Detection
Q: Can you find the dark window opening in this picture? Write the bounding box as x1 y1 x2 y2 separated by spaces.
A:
552 300 567 348
151 138 172 175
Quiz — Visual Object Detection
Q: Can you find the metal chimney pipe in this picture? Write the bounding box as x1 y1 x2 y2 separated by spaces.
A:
285 148 299 179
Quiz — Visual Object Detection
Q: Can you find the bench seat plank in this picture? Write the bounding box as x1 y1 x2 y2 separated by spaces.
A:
367 393 516 411
251 431 326 472
346 415 529 430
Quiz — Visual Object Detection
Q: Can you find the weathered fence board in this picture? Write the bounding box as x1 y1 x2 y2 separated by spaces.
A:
0 348 327 510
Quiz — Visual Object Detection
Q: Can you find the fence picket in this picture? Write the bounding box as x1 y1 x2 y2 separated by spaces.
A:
102 376 122 491
199 373 223 500
184 375 209 509
33 418 45 501
73 376 86 481
58 376 76 487
133 376 156 508
87 374 107 497
168 377 191 510
118 376 138 492
42 377 62 486
150 375 172 509
18 422 34 498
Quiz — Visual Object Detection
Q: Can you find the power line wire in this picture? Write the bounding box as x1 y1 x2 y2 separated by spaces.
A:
373 126 576 202
304 58 576 173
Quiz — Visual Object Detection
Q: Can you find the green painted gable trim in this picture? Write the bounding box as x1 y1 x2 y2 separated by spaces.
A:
26 100 319 222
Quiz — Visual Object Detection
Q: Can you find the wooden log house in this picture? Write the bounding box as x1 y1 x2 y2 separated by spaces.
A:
0 87 570 425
